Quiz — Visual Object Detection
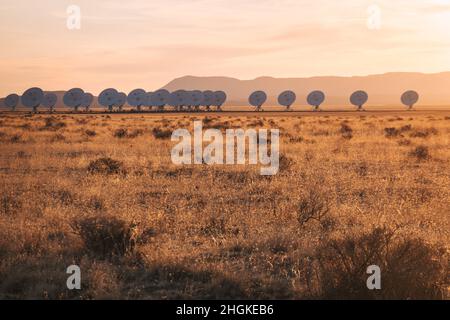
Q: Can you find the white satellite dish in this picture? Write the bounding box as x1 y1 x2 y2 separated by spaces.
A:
42 93 57 112
350 90 369 111
98 88 119 112
127 89 146 111
307 90 325 111
190 90 204 111
21 87 44 113
401 90 419 110
5 94 19 111
213 91 226 111
202 90 214 111
81 93 94 111
115 92 127 111
63 88 85 111
152 89 170 111
249 91 267 111
278 90 296 110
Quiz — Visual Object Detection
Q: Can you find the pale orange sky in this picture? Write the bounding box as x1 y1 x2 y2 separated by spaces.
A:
1 0 450 96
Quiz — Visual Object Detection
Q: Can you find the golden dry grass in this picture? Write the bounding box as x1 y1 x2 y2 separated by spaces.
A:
0 112 449 299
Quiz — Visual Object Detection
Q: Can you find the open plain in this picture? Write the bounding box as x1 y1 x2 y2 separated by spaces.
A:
0 109 449 299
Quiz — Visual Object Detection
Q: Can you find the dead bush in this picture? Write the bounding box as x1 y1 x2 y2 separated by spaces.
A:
87 157 126 175
71 216 139 259
314 228 448 299
297 187 330 227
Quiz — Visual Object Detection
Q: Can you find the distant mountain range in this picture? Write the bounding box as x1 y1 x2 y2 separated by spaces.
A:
2 72 450 109
162 72 450 106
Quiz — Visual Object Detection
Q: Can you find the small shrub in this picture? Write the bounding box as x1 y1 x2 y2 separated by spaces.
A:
398 139 412 146
9 134 22 143
152 127 172 139
340 123 353 140
71 216 139 259
49 133 66 142
384 127 401 138
87 157 126 175
409 128 438 139
409 145 430 161
85 129 96 137
42 117 66 131
113 128 128 138
400 125 412 132
279 154 293 172
314 228 448 299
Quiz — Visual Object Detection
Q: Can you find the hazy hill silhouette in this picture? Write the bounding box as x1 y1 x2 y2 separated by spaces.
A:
162 72 450 106
2 72 450 109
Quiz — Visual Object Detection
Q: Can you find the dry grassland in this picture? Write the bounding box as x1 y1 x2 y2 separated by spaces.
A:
0 112 449 299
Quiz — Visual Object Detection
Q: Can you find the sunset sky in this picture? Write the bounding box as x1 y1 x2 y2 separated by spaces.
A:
1 0 450 96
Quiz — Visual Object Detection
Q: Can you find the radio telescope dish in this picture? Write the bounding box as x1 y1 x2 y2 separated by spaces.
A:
42 93 57 112
63 88 85 111
21 87 44 112
202 90 214 111
249 91 267 111
307 91 325 111
182 91 194 110
81 93 94 111
145 92 153 110
127 89 146 111
169 90 187 111
350 90 368 111
99 88 118 112
401 90 419 110
152 89 170 110
115 92 127 111
278 90 296 110
213 91 226 111
190 90 204 110
143 92 153 110
5 94 19 111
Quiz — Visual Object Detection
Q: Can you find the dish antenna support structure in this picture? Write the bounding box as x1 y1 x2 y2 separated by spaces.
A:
21 87 44 113
5 94 20 111
249 91 267 112
63 88 85 112
42 93 58 112
401 90 419 110
127 89 147 112
81 93 94 112
98 88 119 112
350 90 369 111
278 90 296 111
213 91 227 111
307 91 325 111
